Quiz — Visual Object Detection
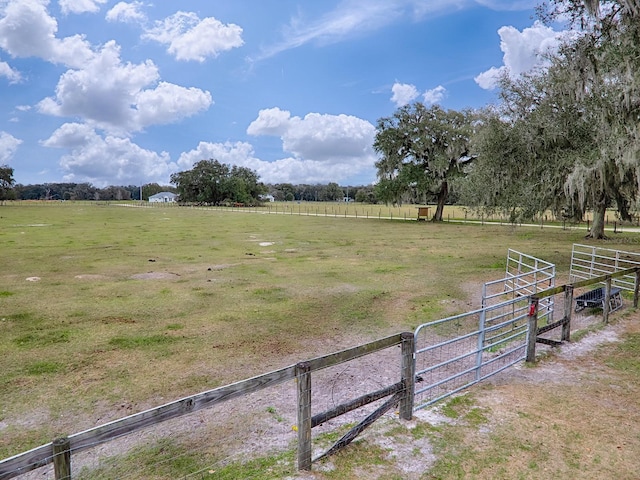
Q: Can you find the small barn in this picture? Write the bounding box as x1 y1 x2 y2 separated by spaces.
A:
148 192 177 203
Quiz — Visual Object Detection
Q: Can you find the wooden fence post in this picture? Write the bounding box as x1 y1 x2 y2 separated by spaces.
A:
296 362 312 471
526 297 539 363
603 277 612 324
399 332 415 421
52 437 71 480
563 286 573 342
634 269 640 308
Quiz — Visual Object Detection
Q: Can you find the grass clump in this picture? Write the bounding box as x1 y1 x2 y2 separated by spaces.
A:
108 334 178 349
24 361 66 376
76 438 212 480
603 333 640 377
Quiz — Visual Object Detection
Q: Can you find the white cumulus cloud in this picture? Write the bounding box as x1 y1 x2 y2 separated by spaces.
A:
0 60 21 83
475 21 566 90
423 85 446 105
391 82 419 107
0 0 94 68
143 11 244 62
42 122 177 186
177 141 258 171
247 107 293 137
246 107 377 183
37 41 212 133
106 1 146 23
59 0 107 15
390 82 446 107
0 131 22 164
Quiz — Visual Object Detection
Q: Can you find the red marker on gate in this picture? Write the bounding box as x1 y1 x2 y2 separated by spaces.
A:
528 302 537 316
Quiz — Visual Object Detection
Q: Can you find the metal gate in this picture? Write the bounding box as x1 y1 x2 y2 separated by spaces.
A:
571 243 640 292
414 250 555 410
483 249 555 307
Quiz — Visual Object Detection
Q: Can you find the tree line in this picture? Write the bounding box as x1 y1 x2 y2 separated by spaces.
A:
0 180 177 202
0 165 379 205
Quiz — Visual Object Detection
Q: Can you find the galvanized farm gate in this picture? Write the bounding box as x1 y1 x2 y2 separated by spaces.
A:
483 249 555 306
571 243 640 293
414 250 555 410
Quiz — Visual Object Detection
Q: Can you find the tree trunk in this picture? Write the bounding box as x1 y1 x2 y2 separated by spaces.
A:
432 181 448 222
587 199 607 239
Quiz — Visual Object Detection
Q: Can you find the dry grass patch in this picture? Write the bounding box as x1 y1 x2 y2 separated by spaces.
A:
418 314 640 479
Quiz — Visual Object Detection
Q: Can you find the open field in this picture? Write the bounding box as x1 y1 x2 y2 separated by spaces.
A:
1 202 640 478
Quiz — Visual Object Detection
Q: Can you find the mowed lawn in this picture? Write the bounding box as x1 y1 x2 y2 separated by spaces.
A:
0 202 617 460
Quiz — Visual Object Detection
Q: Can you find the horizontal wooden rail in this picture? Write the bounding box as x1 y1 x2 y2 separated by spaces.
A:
535 266 640 299
306 333 403 372
0 333 404 479
311 381 404 428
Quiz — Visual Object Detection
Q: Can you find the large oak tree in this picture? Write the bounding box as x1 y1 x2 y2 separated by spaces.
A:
464 0 640 238
0 165 15 201
170 159 264 205
374 104 474 221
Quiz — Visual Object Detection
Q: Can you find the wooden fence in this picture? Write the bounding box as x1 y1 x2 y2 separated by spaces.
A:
525 267 640 362
0 333 414 479
3 268 639 479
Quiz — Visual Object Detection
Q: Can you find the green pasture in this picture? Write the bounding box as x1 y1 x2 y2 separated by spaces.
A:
120 200 626 225
0 202 637 467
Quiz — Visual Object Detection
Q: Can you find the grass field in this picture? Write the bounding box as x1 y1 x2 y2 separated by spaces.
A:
1 202 640 478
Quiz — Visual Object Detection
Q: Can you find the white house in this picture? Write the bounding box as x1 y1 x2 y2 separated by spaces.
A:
149 192 177 203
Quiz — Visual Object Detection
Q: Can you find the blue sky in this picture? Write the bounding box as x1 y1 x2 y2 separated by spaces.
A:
0 0 567 187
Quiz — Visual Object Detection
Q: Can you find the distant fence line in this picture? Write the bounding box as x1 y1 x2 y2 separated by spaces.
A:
5 200 639 231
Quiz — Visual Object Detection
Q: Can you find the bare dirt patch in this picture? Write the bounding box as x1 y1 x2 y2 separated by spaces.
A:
129 272 181 280
74 274 108 280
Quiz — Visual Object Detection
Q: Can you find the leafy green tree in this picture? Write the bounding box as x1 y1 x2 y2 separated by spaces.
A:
170 159 263 205
272 183 296 201
324 182 343 201
374 104 475 221
355 186 377 204
471 0 640 238
0 165 16 201
462 63 594 225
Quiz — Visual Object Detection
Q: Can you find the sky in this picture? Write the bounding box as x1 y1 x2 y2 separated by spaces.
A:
0 0 568 187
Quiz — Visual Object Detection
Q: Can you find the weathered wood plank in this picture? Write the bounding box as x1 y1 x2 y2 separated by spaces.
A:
400 331 415 420
0 444 52 480
314 391 402 462
562 286 573 342
526 297 539 363
536 337 562 346
296 362 312 471
69 364 296 452
0 364 296 479
535 267 639 299
306 333 403 372
311 382 403 428
52 437 70 480
536 317 569 335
